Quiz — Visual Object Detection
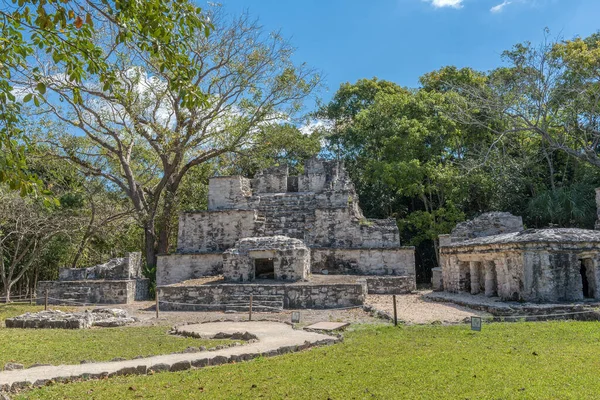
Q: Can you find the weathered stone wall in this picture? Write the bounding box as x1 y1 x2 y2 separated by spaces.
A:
431 267 443 291
522 250 600 302
222 236 310 282
256 192 316 240
253 165 289 193
177 210 261 252
297 158 354 193
134 279 149 301
37 280 140 304
311 248 415 277
449 212 523 243
158 282 364 310
365 276 415 294
207 176 252 211
309 208 400 248
156 253 223 286
58 252 142 281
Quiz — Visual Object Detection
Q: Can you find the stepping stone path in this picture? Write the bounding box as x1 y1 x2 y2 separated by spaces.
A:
0 321 339 393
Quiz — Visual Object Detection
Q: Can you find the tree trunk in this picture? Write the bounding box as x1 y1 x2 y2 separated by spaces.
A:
3 282 12 303
156 181 182 256
144 222 158 269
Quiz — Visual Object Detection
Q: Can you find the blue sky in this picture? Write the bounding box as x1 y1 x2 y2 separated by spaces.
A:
218 0 600 107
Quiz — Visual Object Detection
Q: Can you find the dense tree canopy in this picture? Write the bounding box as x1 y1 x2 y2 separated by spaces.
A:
4 19 600 296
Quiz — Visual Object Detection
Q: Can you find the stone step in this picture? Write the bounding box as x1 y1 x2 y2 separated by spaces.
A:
224 305 283 313
225 300 284 308
225 295 284 302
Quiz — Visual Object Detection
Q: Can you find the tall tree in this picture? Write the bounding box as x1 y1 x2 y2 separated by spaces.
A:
23 9 319 267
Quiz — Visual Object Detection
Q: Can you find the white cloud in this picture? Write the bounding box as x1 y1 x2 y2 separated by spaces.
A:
426 0 464 8
490 1 512 12
299 119 332 136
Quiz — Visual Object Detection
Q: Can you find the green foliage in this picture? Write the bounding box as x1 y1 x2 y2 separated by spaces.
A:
225 123 322 177
0 0 212 197
527 184 597 228
19 322 600 399
142 263 157 298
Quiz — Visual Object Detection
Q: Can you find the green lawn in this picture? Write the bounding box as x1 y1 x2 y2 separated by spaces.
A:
16 321 600 399
0 304 231 367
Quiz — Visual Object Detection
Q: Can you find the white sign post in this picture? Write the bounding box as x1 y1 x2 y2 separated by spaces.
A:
291 311 301 323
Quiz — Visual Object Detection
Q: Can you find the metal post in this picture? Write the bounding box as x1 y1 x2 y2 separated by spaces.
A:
393 295 398 326
155 290 159 319
249 295 253 321
44 289 48 311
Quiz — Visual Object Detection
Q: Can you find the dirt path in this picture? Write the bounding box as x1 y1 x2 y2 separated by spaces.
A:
115 302 384 327
0 321 338 392
366 291 491 324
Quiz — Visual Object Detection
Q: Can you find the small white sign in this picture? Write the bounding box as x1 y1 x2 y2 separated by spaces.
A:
471 316 482 331
291 311 301 323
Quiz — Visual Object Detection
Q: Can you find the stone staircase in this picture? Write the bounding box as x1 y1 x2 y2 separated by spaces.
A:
223 294 284 312
256 193 316 241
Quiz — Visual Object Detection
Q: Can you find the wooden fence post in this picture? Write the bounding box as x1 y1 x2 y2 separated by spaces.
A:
393 295 398 326
44 289 48 311
155 290 159 319
249 295 253 321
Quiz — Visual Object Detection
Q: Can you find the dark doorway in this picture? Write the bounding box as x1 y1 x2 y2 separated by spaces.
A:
580 259 594 298
287 176 299 192
254 258 275 279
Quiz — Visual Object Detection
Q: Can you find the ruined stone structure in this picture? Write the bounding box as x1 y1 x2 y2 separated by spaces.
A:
5 309 136 329
437 212 600 302
157 158 416 310
37 253 148 305
223 236 310 282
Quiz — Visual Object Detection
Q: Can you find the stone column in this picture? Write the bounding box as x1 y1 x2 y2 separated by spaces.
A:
470 261 480 295
484 261 497 297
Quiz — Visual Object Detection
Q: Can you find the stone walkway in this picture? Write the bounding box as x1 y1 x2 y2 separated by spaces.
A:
0 321 338 393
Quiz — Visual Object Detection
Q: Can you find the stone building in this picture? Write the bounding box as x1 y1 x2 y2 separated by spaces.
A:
157 158 416 310
436 212 600 302
37 253 148 305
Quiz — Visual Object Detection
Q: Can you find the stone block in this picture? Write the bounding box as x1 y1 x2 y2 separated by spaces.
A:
170 361 192 372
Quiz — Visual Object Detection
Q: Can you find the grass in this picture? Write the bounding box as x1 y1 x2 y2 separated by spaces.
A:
0 304 232 368
16 321 600 399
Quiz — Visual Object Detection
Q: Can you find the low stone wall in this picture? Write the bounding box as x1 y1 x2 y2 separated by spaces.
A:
158 283 364 310
157 253 223 286
5 309 136 329
365 276 415 294
134 279 150 301
310 247 416 277
37 280 144 305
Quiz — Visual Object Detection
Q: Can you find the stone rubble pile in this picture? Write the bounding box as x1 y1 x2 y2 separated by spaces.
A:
4 308 136 329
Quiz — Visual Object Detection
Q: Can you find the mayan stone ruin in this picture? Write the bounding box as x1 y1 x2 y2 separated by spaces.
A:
37 252 148 305
436 212 600 302
5 308 136 329
157 158 416 310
